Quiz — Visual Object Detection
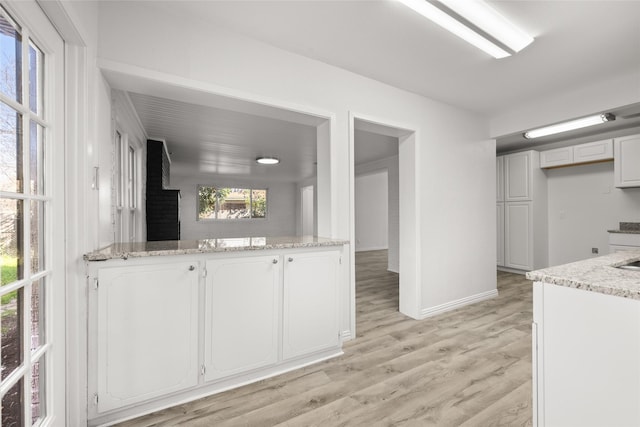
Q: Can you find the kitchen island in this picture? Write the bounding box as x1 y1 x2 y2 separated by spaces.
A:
85 236 348 426
527 250 640 427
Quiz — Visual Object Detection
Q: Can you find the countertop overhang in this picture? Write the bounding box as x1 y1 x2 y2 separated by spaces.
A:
84 236 348 262
526 250 640 300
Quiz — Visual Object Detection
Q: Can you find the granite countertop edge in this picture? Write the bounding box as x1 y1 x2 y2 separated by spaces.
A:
84 237 349 262
607 229 640 234
526 250 640 300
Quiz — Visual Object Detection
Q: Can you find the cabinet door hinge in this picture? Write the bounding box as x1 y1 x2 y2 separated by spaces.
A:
91 277 98 290
339 256 342 265
202 268 208 279
93 393 99 406
201 365 206 376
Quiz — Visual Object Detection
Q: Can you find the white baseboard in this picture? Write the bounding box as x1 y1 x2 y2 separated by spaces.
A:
419 289 499 319
355 246 388 252
497 266 528 275
340 330 353 341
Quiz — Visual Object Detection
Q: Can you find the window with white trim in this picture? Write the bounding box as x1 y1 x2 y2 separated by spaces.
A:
0 4 63 425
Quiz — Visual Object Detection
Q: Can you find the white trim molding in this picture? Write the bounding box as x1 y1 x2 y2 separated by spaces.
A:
419 289 499 319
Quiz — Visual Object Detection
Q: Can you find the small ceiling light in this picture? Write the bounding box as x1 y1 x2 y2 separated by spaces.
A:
256 156 280 165
397 0 533 59
523 114 616 139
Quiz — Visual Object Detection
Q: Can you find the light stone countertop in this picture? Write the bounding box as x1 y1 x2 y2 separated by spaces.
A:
84 236 348 261
526 250 640 300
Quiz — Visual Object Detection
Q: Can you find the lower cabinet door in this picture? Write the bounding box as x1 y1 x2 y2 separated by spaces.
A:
204 255 280 382
96 261 199 413
505 202 532 270
283 250 340 360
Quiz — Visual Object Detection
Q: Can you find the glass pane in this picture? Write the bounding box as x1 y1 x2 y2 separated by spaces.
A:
0 10 22 102
198 186 218 220
28 42 43 115
30 358 45 424
1 377 24 427
1 199 24 286
219 188 250 219
30 279 44 352
29 121 43 195
29 201 43 274
0 102 23 193
251 189 267 218
1 286 23 381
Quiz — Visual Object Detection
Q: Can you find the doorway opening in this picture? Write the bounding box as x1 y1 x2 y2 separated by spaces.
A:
350 116 419 335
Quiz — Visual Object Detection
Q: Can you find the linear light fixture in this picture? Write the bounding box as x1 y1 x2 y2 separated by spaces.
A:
397 0 533 59
523 114 616 139
256 156 280 165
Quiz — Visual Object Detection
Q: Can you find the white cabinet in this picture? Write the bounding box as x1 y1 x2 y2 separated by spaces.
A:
505 203 532 270
614 134 640 188
94 261 199 413
533 283 640 426
497 203 504 266
504 151 533 201
496 157 504 202
497 150 547 270
539 139 613 169
608 232 640 253
574 139 613 163
283 251 340 360
87 245 344 425
540 146 573 168
204 255 280 381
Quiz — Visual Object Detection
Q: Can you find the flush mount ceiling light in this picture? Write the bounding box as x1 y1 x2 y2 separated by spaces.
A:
397 0 534 59
256 156 280 165
523 114 616 139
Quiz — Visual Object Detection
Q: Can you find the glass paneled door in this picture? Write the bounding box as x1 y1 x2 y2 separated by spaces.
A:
0 1 65 425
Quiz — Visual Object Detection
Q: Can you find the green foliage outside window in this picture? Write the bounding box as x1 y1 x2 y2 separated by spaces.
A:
198 186 267 220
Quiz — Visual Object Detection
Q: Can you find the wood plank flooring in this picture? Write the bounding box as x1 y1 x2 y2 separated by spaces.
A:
117 250 533 426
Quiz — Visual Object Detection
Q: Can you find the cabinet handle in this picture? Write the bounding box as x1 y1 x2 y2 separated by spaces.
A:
272 259 278 264
288 257 293 262
188 265 195 271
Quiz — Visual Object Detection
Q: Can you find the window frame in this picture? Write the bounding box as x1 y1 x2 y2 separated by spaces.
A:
197 185 268 221
0 2 65 426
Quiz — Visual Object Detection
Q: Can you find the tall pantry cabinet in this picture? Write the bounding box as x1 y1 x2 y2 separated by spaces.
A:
497 150 548 271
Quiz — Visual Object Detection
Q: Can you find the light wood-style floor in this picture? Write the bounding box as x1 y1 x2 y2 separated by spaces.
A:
117 250 533 426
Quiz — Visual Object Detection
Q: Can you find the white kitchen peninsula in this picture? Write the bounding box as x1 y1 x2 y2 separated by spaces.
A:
527 251 640 427
84 236 347 426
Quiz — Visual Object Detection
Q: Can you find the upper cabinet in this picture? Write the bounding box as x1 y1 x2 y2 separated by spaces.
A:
574 139 613 164
504 151 533 201
540 146 573 168
614 134 640 188
540 139 613 169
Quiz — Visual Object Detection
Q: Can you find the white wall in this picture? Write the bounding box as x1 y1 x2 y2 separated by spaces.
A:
355 170 388 252
355 156 399 272
173 173 297 239
547 162 640 266
97 2 495 321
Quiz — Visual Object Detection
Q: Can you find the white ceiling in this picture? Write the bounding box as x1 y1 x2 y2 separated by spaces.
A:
121 1 640 175
164 0 640 115
129 93 319 181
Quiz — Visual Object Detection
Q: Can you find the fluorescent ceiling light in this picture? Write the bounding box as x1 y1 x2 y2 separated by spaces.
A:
523 114 615 139
397 0 533 59
256 156 280 165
